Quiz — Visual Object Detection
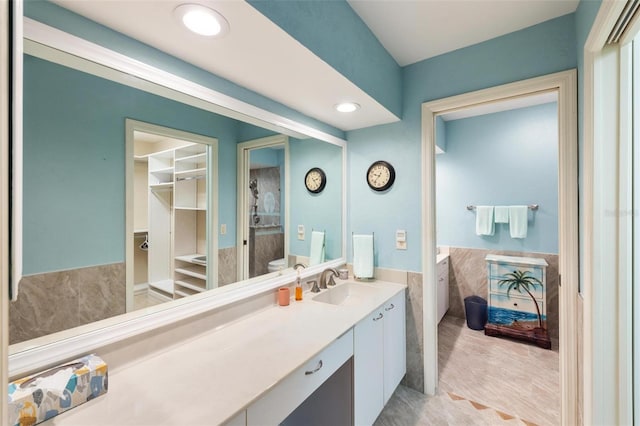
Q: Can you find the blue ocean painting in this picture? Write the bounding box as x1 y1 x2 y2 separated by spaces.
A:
488 306 546 325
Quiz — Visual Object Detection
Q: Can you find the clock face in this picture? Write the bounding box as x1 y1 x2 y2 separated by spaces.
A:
367 161 395 191
305 168 326 193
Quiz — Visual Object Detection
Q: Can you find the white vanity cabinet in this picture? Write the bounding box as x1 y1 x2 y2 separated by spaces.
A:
354 290 406 425
246 329 354 425
437 256 450 323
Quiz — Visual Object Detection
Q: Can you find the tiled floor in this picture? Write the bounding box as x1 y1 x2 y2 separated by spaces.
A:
376 315 559 426
133 291 167 310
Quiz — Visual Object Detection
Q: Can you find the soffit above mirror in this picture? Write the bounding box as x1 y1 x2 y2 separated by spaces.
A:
49 0 399 132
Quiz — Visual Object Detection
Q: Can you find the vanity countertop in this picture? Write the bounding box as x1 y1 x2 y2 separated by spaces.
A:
437 253 449 264
43 279 406 425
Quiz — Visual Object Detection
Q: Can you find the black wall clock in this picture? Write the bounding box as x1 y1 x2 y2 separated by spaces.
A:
305 167 327 194
367 160 396 191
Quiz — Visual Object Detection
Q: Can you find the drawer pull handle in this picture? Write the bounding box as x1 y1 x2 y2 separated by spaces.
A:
305 360 323 375
385 304 395 311
373 313 384 321
513 303 518 307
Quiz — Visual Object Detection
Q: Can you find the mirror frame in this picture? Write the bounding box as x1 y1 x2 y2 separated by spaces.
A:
9 18 347 377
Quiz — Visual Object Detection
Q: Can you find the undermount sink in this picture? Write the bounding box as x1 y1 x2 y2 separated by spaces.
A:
312 282 377 306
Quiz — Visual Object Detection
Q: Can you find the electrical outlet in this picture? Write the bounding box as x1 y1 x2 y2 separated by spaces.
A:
297 225 305 240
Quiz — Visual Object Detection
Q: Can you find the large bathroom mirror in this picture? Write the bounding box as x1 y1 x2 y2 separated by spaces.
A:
8 16 345 357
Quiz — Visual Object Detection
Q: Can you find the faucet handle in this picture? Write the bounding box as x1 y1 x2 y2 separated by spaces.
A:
327 275 337 286
308 280 320 293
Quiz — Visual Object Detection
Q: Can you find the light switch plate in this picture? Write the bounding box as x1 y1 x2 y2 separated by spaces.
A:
220 224 227 235
396 230 407 250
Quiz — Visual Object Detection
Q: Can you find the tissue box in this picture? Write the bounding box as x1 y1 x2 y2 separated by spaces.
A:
8 354 108 426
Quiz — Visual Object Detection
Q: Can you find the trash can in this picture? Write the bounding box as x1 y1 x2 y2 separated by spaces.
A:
464 296 488 330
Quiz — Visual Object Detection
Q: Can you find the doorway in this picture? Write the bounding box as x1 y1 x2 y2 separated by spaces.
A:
125 119 218 312
435 94 560 425
237 135 289 281
421 70 578 424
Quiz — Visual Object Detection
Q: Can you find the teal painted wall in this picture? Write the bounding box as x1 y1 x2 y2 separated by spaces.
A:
247 0 402 118
436 103 558 253
289 139 342 261
25 0 345 141
347 14 576 272
23 54 245 274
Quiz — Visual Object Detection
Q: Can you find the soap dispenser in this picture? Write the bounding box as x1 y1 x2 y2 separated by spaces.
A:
293 263 306 301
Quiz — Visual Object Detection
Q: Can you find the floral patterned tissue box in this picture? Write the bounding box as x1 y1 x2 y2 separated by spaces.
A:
8 354 108 426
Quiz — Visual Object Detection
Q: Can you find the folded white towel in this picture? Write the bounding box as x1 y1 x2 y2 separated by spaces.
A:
509 206 528 238
494 206 510 224
353 234 374 279
309 231 326 266
475 206 495 236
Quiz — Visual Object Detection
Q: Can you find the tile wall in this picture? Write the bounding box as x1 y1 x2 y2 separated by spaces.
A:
447 247 559 340
9 263 125 344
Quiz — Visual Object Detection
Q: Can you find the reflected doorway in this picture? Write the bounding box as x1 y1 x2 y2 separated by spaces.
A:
126 120 218 312
237 135 289 281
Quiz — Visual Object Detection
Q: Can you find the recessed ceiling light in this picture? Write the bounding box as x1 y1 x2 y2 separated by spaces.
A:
335 102 360 113
174 4 229 37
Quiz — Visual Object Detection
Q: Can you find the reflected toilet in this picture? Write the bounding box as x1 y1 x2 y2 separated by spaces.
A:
268 258 286 272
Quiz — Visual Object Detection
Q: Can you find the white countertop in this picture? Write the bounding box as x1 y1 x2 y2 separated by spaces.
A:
43 279 406 425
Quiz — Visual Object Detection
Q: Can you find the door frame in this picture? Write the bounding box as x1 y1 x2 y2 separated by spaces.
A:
236 134 289 281
125 119 219 311
421 69 578 424
582 2 638 423
1 0 13 422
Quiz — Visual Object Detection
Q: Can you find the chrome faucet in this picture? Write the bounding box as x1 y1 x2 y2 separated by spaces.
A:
293 263 307 271
319 268 339 290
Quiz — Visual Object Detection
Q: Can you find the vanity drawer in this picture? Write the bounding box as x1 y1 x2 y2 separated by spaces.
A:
246 328 354 425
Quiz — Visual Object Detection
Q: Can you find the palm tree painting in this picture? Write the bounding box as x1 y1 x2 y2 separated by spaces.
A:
498 270 544 329
485 268 551 349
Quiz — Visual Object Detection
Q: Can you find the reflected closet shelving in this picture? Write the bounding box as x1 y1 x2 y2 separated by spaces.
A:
145 143 209 300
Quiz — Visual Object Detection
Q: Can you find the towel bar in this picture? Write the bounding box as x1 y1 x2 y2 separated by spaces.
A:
466 204 539 211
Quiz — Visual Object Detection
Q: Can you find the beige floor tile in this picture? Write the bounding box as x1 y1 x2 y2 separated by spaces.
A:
377 315 559 426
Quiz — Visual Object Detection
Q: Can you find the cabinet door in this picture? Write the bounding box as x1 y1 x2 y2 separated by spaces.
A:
354 309 384 426
383 291 406 404
437 259 449 323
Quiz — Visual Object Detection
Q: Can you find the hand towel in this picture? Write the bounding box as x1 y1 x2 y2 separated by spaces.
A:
494 206 510 224
353 234 374 279
509 206 528 238
475 206 495 236
309 231 326 266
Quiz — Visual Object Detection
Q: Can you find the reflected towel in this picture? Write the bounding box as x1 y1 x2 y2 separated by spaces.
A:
309 231 326 266
353 234 374 279
509 206 528 238
494 206 510 224
475 206 495 236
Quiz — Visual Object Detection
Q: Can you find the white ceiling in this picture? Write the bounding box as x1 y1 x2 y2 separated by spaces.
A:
51 0 578 132
52 0 399 132
348 0 579 66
